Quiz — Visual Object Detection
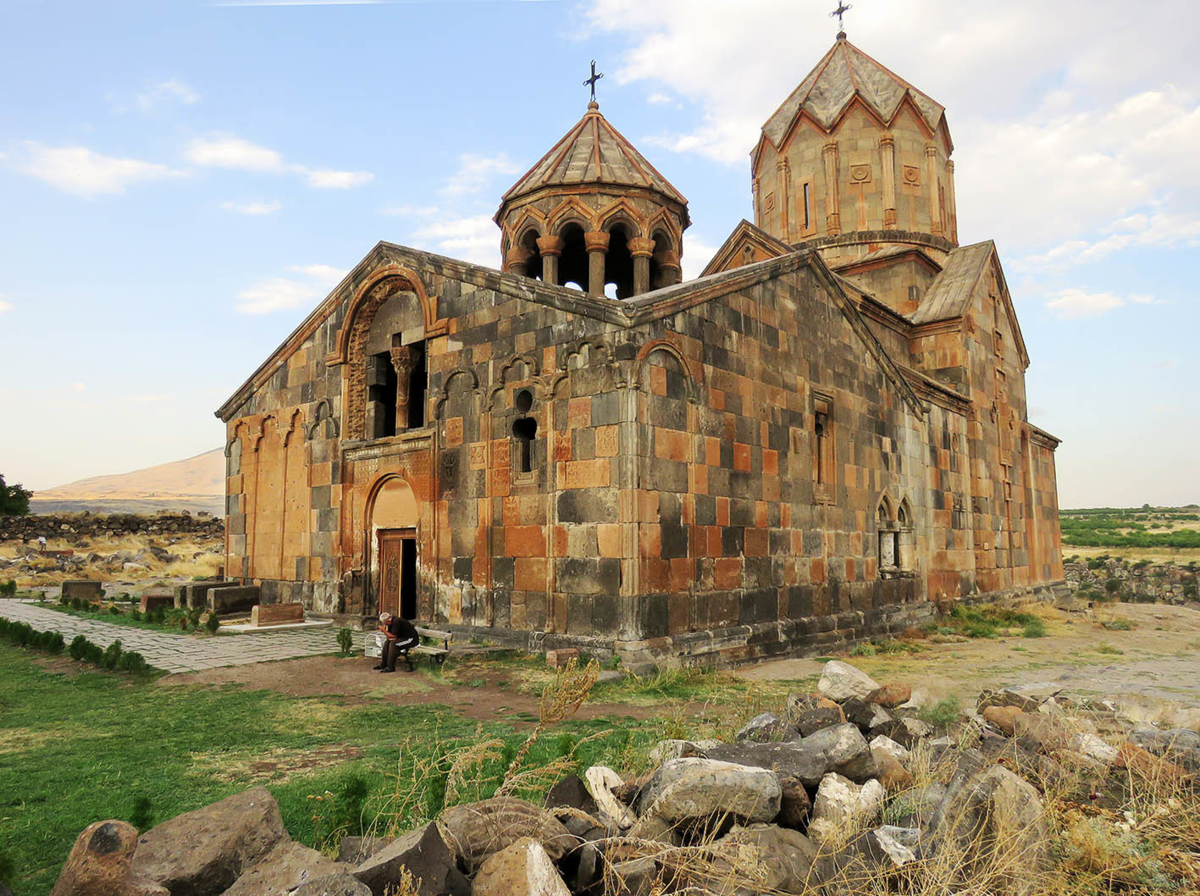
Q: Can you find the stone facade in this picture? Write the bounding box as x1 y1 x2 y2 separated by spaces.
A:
216 37 1063 666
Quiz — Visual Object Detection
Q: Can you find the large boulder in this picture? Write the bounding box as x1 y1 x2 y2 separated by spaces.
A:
583 766 638 830
294 874 371 896
50 821 169 896
807 774 886 845
352 822 466 896
637 758 782 825
471 838 571 896
707 723 876 787
817 661 880 702
438 798 572 873
715 824 818 894
866 684 912 708
131 787 287 896
735 712 798 743
940 766 1048 896
1129 727 1200 771
223 841 346 896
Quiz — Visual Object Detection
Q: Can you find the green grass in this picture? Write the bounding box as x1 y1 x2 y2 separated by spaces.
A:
937 603 1044 639
33 600 218 636
0 644 658 895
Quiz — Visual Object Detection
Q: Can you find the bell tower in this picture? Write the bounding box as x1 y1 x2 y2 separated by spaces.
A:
751 35 957 273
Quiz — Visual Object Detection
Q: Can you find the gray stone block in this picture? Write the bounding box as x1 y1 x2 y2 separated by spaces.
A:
208 586 261 615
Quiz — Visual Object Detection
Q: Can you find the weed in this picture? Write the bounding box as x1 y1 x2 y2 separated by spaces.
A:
1022 619 1047 638
918 696 961 727
336 628 354 656
129 796 154 832
1095 642 1124 656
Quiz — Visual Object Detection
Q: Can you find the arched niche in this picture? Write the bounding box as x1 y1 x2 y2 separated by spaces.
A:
371 476 419 530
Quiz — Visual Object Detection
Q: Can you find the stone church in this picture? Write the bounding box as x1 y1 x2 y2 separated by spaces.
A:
216 35 1064 666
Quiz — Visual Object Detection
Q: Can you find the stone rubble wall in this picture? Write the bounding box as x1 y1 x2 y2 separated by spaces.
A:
0 512 224 543
1065 558 1199 605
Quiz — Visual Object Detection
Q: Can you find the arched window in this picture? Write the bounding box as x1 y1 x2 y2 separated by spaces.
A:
518 228 543 281
603 223 635 298
557 223 588 290
511 388 537 475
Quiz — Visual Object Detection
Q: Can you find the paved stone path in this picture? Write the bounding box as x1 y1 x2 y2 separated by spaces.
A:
0 601 365 674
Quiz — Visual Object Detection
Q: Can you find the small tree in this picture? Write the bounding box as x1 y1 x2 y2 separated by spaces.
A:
0 474 31 516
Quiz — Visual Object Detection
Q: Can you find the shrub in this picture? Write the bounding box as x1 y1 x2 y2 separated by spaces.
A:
919 696 961 727
101 640 123 670
179 617 190 631
0 579 16 597
130 609 143 621
1022 618 1047 638
205 612 220 634
1105 578 1123 594
850 641 876 657
117 651 149 675
83 642 104 666
1102 617 1135 631
129 795 154 831
108 604 121 616
1087 557 1106 570
68 635 90 661
337 627 353 655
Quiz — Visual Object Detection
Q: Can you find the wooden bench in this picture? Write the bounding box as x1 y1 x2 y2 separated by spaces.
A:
366 625 453 669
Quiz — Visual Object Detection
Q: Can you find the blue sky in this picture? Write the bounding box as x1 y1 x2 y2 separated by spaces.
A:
1 0 1197 508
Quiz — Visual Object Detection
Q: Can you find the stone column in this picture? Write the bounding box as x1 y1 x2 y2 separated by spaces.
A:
776 157 790 240
628 237 655 296
655 249 681 287
536 235 563 286
752 174 761 227
822 142 841 234
584 231 610 296
925 145 941 235
946 160 958 244
390 344 418 432
880 135 897 229
505 245 533 277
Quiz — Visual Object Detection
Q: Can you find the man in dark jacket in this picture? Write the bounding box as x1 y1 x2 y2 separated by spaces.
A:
375 612 419 673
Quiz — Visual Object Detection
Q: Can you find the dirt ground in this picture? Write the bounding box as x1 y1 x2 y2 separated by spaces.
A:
736 602 1200 706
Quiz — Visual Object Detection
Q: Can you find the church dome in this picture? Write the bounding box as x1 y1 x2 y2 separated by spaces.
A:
496 102 689 298
751 36 958 267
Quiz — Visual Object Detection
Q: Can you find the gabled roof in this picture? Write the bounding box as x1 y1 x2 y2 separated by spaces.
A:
499 102 687 208
911 240 1029 367
699 219 793 278
760 37 946 149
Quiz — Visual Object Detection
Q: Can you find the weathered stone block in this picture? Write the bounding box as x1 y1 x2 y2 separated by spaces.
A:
207 586 261 615
62 580 103 603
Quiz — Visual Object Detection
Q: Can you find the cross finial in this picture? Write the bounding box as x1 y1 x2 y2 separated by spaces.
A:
830 1 852 38
583 59 604 105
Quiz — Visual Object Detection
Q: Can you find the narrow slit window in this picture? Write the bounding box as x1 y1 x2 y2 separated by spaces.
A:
802 182 811 230
512 416 537 474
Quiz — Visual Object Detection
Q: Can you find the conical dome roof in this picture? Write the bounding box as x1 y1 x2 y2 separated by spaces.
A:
761 37 946 149
500 102 687 209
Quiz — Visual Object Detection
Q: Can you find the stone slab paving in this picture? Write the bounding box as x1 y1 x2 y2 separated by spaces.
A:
0 600 365 674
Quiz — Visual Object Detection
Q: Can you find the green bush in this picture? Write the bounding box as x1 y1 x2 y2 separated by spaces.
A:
1086 557 1106 570
919 696 961 727
101 640 123 670
117 651 149 675
130 609 143 621
1022 619 1047 638
83 642 104 666
1104 578 1123 594
108 604 122 615
0 579 16 597
129 795 154 831
205 612 220 634
68 635 90 661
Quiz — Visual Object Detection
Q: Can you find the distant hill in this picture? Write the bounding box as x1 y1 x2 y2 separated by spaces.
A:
28 449 225 516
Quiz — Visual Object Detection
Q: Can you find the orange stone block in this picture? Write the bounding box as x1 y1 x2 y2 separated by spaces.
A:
744 528 768 557
567 396 592 429
595 425 619 457
810 558 827 584
514 558 548 591
763 449 778 475
639 524 662 558
733 443 751 471
551 525 569 556
506 525 546 558
717 497 730 527
714 557 742 590
469 443 486 470
655 428 690 463
597 523 621 558
669 558 692 592
503 496 521 526
310 463 331 487
554 430 572 462
705 436 721 467
564 459 611 489
756 501 769 528
445 416 464 447
490 466 510 497
707 526 723 557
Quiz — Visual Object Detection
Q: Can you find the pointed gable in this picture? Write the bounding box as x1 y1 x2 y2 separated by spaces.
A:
760 38 946 151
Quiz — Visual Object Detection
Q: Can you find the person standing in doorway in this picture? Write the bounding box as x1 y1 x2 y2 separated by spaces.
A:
375 612 419 673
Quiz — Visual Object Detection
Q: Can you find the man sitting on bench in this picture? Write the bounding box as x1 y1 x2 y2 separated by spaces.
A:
375 612 419 673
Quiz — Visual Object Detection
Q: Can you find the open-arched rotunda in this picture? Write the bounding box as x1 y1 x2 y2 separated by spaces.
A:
217 36 1064 668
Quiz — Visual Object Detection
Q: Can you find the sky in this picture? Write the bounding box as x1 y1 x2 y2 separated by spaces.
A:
0 0 1197 509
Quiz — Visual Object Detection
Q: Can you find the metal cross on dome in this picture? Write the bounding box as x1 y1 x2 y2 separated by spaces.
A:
583 60 604 104
830 1 852 34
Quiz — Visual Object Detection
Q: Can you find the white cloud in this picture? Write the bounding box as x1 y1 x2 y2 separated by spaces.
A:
70 382 86 392
1043 288 1155 319
304 168 374 189
411 215 499 266
441 153 520 197
646 92 673 105
682 236 719 281
186 135 372 189
0 299 12 314
21 143 186 198
220 199 283 215
1020 208 1200 269
136 79 201 113
185 137 286 172
235 264 348 314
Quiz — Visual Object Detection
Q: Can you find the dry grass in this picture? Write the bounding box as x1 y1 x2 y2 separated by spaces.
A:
1 532 222 587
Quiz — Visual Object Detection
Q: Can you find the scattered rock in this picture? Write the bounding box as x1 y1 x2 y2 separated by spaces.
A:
583 765 638 830
132 786 286 896
857 825 921 868
793 705 846 737
1114 743 1186 782
872 748 913 791
50 821 168 896
867 683 912 708
352 822 466 896
607 857 658 896
438 797 572 873
1067 732 1118 764
735 712 798 743
707 723 876 787
807 774 886 844
868 735 910 764
637 758 782 826
776 775 812 829
817 661 880 702
841 697 894 732
471 837 571 896
543 774 598 815
337 837 393 865
982 705 1024 736
223 841 346 896
707 824 819 894
647 739 719 765
294 874 371 896
1129 727 1200 771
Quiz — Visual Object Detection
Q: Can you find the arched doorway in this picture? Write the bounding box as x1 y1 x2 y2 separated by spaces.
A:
369 477 419 619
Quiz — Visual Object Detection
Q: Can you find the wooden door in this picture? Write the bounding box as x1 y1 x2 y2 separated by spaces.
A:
377 528 416 619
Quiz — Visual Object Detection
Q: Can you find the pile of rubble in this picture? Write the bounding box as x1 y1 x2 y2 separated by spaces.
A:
0 512 223 543
48 660 1200 896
